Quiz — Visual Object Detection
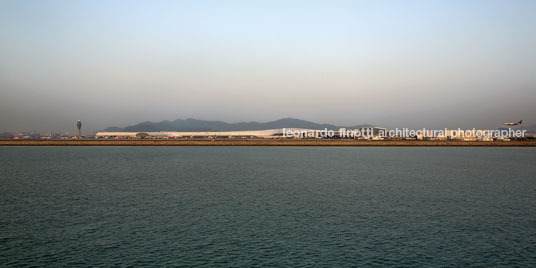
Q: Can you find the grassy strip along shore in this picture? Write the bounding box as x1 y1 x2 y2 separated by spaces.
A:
1 139 536 146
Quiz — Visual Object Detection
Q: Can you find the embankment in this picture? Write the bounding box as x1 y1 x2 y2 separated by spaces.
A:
1 140 536 146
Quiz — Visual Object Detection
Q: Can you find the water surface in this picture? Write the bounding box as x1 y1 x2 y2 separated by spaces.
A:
1 147 535 267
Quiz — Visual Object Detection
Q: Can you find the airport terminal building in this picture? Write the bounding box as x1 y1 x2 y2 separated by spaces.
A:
95 129 287 139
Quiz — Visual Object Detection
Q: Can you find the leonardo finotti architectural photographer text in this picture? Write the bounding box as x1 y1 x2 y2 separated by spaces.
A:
283 128 526 139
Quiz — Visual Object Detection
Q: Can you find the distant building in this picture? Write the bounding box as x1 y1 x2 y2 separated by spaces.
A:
95 129 286 139
77 120 82 138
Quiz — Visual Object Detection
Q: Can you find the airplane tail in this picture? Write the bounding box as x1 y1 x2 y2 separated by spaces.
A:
519 120 523 124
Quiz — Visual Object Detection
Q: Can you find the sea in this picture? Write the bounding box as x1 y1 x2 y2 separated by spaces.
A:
1 147 535 267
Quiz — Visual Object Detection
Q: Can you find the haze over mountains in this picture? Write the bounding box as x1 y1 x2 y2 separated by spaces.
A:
103 118 372 132
1 2 535 133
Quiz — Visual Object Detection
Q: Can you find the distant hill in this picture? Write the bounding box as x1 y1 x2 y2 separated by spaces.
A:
103 118 372 132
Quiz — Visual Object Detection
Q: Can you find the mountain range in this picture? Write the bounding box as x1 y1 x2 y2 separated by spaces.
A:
103 118 372 132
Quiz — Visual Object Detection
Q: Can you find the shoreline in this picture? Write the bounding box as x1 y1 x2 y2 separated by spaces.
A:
1 139 536 147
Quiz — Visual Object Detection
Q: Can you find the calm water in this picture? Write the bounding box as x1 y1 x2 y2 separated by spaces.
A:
1 147 535 267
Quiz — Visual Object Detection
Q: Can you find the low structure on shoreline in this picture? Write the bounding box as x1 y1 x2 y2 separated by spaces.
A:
95 129 286 139
94 127 388 139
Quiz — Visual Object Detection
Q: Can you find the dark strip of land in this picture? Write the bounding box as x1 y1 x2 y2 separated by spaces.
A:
1 140 535 146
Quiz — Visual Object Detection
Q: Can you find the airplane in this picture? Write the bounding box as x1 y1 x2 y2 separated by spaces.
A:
504 120 522 126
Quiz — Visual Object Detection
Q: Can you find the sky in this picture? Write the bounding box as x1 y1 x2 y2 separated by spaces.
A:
1 0 535 133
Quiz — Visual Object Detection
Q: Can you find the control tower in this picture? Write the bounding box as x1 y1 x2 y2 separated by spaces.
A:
77 120 82 138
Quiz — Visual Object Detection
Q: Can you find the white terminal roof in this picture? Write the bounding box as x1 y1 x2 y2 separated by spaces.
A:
95 128 380 137
95 129 287 137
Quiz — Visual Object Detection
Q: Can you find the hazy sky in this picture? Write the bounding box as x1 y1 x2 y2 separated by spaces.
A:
1 0 535 133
